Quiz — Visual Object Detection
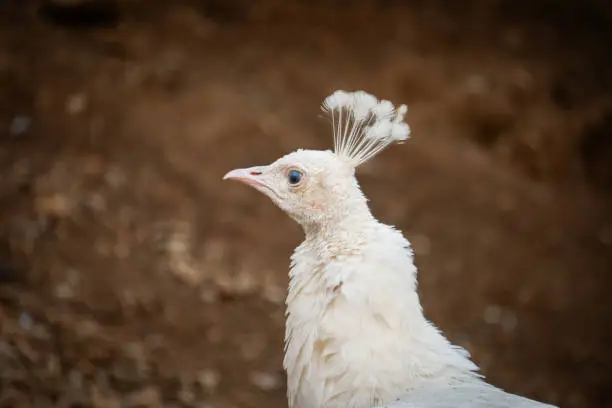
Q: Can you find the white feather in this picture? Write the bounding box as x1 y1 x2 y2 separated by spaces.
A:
285 219 489 408
321 90 411 168
391 123 410 141
281 91 556 407
352 91 379 120
226 89 558 408
393 105 408 123
323 90 353 110
380 381 556 408
365 120 394 140
372 100 395 118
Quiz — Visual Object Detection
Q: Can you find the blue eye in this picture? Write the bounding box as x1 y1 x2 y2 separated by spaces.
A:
288 169 303 185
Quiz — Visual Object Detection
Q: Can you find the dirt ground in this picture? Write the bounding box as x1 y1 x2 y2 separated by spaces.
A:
0 0 611 407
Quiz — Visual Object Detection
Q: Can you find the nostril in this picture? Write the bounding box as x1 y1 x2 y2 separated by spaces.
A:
250 170 262 176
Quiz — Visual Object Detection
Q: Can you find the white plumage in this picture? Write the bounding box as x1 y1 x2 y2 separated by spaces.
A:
224 90 557 408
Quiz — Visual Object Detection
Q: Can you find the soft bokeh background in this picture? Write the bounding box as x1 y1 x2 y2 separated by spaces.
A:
1 0 611 407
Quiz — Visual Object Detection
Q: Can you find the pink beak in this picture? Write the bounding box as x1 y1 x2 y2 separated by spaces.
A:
223 166 267 188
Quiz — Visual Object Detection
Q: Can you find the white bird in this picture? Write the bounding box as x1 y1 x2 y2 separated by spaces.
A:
223 90 557 408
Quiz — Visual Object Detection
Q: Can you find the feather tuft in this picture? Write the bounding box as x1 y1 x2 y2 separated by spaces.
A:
321 90 411 168
323 90 352 111
391 123 410 140
372 100 395 119
351 91 378 120
365 120 393 140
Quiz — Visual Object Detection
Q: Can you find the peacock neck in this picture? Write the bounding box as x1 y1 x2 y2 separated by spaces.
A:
285 212 480 408
301 194 375 241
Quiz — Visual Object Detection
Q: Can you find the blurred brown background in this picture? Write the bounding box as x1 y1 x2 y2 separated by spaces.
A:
1 0 611 407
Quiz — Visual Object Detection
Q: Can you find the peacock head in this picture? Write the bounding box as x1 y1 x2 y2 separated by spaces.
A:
223 90 411 228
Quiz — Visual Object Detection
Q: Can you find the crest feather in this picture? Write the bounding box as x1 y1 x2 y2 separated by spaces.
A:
321 90 411 168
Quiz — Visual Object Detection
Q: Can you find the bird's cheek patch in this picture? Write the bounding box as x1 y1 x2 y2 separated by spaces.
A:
308 200 326 212
307 186 331 212
302 192 324 212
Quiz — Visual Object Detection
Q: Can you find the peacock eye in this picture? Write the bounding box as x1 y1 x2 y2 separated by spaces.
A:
287 169 303 185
